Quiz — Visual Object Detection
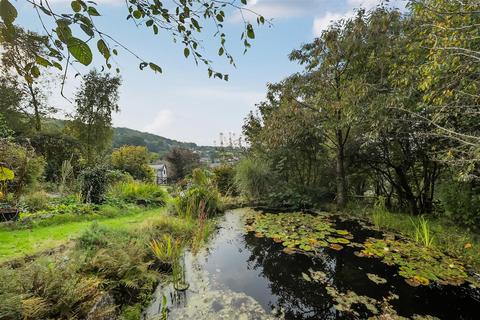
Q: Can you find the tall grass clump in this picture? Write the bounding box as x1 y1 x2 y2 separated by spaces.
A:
371 196 389 229
108 181 169 205
411 216 434 247
234 157 272 201
173 168 222 219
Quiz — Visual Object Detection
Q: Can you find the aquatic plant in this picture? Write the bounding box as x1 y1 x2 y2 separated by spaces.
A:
245 212 353 254
358 237 478 287
150 234 182 265
367 273 387 285
411 216 434 247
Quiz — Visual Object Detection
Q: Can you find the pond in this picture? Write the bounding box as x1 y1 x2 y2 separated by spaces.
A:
144 209 480 320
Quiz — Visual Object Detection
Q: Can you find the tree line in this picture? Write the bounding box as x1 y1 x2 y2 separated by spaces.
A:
241 0 480 226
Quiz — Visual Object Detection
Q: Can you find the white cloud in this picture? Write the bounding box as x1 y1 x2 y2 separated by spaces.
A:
347 0 380 10
49 0 123 5
312 11 354 36
143 109 174 135
312 0 406 36
232 0 320 22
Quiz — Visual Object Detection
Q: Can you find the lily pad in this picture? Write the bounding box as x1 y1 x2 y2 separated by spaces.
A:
367 273 387 285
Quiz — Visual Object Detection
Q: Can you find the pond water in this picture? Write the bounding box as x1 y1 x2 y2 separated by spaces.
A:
144 209 480 320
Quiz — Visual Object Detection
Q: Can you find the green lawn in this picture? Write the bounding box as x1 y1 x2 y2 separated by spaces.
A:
0 208 165 263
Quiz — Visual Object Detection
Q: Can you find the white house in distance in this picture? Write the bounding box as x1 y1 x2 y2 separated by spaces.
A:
150 164 167 185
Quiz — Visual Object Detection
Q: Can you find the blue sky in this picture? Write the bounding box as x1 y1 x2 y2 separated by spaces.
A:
19 0 405 145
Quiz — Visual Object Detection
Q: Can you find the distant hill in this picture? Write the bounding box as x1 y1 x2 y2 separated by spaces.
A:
42 118 216 158
113 127 215 156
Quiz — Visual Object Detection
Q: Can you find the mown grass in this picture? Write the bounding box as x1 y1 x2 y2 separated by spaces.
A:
0 207 165 263
346 202 480 271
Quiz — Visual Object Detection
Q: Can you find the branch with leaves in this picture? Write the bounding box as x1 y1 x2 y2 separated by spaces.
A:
0 0 267 84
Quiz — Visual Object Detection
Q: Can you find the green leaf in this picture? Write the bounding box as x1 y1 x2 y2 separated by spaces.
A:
149 62 162 73
241 0 247 4
67 37 92 66
80 24 94 37
218 47 224 56
31 65 40 78
216 14 223 22
35 56 52 67
0 0 17 25
56 24 72 43
302 272 312 282
97 39 110 61
71 1 82 13
247 24 255 39
184 47 190 58
0 166 14 181
87 6 100 16
153 24 159 35
133 10 142 19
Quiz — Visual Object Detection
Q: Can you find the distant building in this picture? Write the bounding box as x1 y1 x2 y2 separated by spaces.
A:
150 164 167 184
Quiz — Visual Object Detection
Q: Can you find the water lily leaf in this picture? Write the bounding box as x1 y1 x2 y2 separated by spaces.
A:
302 272 312 282
367 273 387 285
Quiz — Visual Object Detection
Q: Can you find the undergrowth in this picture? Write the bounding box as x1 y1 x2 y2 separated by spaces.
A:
346 199 480 271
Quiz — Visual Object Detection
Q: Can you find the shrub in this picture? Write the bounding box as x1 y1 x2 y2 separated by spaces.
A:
0 139 45 198
173 168 223 218
177 186 221 218
438 180 480 228
111 145 155 182
108 181 169 205
79 164 109 204
20 190 51 212
267 188 313 210
234 158 272 200
212 164 238 196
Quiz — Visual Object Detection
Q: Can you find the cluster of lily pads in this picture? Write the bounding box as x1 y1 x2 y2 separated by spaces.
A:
301 268 438 319
245 212 353 253
358 237 478 287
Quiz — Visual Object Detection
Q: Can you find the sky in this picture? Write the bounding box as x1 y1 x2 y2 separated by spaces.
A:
17 0 405 145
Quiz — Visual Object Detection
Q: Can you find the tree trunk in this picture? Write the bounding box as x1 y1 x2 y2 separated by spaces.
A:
336 129 347 210
28 84 41 131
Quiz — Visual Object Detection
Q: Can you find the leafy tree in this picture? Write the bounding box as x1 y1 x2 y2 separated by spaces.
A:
0 0 265 81
164 147 200 181
402 0 480 179
111 145 155 182
287 11 373 209
79 164 109 204
28 132 83 182
68 70 121 164
0 77 29 134
0 27 56 131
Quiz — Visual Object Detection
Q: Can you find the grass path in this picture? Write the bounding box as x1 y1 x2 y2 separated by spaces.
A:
0 208 164 263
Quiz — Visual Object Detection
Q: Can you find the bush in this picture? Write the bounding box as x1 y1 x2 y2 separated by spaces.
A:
20 190 51 212
438 180 480 228
234 158 272 200
111 146 155 182
79 164 109 204
213 164 238 196
172 168 222 218
0 139 45 198
108 181 169 206
268 188 313 210
177 186 221 218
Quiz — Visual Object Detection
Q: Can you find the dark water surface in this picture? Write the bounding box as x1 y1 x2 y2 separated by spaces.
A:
145 209 480 320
